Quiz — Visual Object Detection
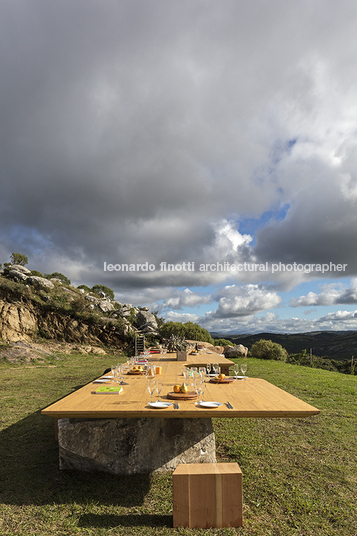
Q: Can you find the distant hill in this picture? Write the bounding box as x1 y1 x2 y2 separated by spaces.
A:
211 331 357 360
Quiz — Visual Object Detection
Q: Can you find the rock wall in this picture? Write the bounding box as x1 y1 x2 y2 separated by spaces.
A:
0 300 38 342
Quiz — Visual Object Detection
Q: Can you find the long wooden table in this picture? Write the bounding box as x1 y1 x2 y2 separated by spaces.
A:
42 358 320 420
41 355 319 475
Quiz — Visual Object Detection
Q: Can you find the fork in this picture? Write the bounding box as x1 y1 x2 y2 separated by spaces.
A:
174 402 179 409
226 401 233 409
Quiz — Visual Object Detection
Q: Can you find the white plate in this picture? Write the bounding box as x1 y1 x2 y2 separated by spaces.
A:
93 378 111 383
148 401 173 409
233 376 249 379
198 401 223 408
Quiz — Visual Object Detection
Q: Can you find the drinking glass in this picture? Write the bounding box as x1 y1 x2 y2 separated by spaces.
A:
199 366 206 379
212 363 219 375
234 363 240 377
240 363 248 377
147 378 156 403
146 364 155 378
206 363 211 375
111 365 119 383
199 383 206 402
191 367 198 378
156 379 163 400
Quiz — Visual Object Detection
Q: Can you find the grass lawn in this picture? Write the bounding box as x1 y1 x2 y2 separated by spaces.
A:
0 349 356 535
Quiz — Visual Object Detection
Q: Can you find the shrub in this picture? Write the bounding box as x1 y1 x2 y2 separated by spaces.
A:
250 339 287 361
30 270 44 277
160 321 214 344
45 272 71 285
214 338 233 347
77 284 91 293
91 284 114 300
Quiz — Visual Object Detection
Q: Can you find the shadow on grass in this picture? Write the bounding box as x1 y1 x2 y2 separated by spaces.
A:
78 513 172 529
0 411 151 508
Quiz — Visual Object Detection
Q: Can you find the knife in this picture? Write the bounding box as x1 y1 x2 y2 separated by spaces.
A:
226 401 233 409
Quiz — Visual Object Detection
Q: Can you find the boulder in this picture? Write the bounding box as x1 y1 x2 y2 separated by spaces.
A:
135 310 158 333
97 301 114 313
58 417 216 474
7 265 31 274
85 295 99 303
117 304 133 318
28 276 54 290
224 344 248 359
7 269 29 281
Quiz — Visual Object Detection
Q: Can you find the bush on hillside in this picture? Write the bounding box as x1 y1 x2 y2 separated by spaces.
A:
77 284 91 293
45 272 71 285
160 321 214 344
214 338 233 347
91 284 114 300
250 339 287 361
30 270 44 277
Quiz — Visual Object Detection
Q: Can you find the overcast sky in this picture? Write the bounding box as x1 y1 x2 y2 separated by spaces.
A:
2 0 357 334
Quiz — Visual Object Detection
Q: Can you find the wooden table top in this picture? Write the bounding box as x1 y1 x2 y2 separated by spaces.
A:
150 351 234 367
41 359 320 420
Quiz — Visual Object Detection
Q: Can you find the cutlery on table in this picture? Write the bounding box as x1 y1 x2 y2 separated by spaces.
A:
226 401 233 409
174 402 179 409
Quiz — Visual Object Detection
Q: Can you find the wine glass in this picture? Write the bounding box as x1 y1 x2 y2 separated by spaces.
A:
212 363 219 375
111 365 119 383
191 367 198 378
199 367 206 379
198 382 206 402
234 363 240 377
206 363 211 375
147 378 156 403
240 363 248 378
156 379 163 401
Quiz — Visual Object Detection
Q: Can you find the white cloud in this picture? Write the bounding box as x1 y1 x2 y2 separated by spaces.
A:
208 284 282 319
159 288 212 311
291 279 357 307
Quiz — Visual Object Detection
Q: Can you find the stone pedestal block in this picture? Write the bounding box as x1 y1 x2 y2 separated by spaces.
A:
58 417 216 474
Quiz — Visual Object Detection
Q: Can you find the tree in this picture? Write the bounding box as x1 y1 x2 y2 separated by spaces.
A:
160 321 214 344
10 253 28 266
77 284 91 293
250 339 287 361
91 284 115 300
45 272 71 285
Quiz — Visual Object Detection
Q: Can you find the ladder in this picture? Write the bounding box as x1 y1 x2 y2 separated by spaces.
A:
135 334 145 355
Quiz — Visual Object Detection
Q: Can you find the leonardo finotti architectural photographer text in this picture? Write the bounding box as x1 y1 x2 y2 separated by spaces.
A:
104 261 347 274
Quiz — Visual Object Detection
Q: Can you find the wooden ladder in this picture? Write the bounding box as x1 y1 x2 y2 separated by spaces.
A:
135 334 145 355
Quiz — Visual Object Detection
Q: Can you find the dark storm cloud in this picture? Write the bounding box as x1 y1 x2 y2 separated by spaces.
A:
2 0 357 330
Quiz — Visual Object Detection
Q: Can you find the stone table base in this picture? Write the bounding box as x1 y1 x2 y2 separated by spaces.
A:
58 417 216 474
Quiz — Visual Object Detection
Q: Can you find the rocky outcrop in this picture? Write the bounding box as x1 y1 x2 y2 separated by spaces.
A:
0 300 37 342
224 344 248 358
0 268 159 345
135 310 159 334
28 275 55 290
5 265 55 289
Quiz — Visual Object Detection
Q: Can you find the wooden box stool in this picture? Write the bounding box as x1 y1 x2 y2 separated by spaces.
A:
173 463 243 528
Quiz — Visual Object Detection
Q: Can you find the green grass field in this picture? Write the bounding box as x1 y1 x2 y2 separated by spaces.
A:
0 350 356 536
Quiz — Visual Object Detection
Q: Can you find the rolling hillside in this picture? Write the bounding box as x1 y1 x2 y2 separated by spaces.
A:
211 330 357 360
